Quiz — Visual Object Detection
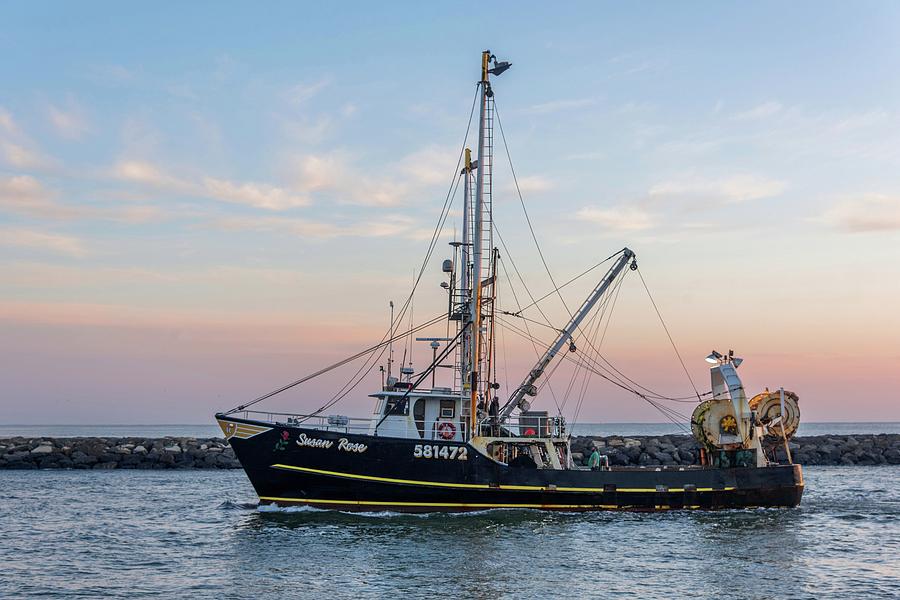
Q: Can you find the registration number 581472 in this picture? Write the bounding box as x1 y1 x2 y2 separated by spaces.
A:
413 444 468 460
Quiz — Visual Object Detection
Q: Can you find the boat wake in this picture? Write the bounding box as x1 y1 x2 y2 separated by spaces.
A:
217 499 259 511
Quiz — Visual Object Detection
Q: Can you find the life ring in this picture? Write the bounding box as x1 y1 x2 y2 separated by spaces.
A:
437 421 456 440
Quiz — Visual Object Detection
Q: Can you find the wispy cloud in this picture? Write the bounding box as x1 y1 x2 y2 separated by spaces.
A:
0 107 17 133
112 160 311 210
0 106 55 169
85 63 137 86
48 101 90 139
507 175 553 195
285 145 458 207
649 174 787 205
279 114 333 144
606 53 667 76
733 101 783 120
818 194 900 233
0 175 79 219
522 98 596 115
0 174 166 223
1 141 51 169
0 227 88 257
576 205 656 232
564 151 606 161
398 145 457 187
202 177 310 210
286 78 331 104
113 160 180 187
214 213 418 239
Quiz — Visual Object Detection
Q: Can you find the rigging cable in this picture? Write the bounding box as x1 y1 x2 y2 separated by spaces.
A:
225 85 481 416
496 248 564 415
375 325 466 429
225 313 447 414
559 267 620 413
496 314 689 432
494 102 579 327
505 251 620 316
571 266 627 424
307 166 470 417
496 103 688 409
635 267 702 401
497 103 692 404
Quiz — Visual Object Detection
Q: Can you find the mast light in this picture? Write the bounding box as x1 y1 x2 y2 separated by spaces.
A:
489 60 512 76
705 350 724 364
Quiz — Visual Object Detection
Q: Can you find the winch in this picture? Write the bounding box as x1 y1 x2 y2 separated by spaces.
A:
691 350 801 466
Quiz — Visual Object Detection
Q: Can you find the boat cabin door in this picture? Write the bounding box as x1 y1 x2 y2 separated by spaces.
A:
417 397 462 442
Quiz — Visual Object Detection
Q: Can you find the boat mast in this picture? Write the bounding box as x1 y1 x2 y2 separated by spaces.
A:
466 50 510 436
458 148 473 407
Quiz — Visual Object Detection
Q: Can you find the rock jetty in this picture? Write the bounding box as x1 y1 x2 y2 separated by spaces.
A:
569 434 900 467
0 434 898 469
0 437 240 470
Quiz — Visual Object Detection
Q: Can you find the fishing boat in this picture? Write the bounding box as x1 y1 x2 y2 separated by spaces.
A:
215 51 803 512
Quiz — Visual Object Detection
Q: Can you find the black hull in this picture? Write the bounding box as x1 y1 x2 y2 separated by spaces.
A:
218 415 804 513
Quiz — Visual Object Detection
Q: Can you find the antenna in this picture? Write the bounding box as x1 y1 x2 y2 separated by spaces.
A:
387 300 395 385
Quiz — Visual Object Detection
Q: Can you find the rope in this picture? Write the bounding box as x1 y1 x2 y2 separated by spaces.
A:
374 326 465 430
494 102 576 323
636 268 702 401
506 251 620 316
495 246 564 414
496 314 690 432
225 314 447 414
225 85 481 416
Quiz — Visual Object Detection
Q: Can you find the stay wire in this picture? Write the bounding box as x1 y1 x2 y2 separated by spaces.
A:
636 267 702 401
496 249 563 414
494 102 578 326
318 167 466 414
505 251 620 317
559 269 620 413
226 85 480 415
226 313 447 414
497 315 689 432
375 326 466 430
572 267 627 424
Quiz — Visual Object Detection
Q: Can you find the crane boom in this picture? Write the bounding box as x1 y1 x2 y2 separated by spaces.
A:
499 248 636 420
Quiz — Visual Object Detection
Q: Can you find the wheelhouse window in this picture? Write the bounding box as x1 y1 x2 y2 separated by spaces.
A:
383 397 409 416
439 399 455 419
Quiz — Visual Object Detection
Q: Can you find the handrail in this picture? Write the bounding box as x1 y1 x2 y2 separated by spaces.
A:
235 409 567 441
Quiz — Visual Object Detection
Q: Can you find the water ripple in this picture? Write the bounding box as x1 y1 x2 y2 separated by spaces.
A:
1 466 898 598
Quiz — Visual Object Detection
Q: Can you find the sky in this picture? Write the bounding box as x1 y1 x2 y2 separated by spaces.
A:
1 1 899 424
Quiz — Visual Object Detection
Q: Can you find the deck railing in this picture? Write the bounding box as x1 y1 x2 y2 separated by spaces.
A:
236 410 567 440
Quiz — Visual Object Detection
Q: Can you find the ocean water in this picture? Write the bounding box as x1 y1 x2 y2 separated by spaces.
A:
2 422 898 439
1 467 897 598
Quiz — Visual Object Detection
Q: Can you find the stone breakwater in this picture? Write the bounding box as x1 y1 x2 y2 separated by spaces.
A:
569 434 900 467
0 437 240 470
1 434 898 469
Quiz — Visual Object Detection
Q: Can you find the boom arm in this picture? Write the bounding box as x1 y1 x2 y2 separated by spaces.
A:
499 248 635 419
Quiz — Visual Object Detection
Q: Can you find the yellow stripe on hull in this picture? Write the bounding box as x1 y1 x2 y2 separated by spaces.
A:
259 496 621 510
271 464 736 494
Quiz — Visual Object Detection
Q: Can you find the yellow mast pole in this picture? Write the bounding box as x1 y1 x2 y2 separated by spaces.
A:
469 50 491 437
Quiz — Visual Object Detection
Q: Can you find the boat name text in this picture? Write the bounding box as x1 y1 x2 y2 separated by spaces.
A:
296 434 367 453
338 438 368 453
296 434 333 449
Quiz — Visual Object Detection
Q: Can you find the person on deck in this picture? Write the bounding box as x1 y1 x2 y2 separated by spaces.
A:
488 397 500 436
588 448 602 471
